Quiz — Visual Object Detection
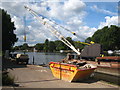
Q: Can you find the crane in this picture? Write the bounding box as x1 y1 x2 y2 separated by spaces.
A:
76 41 95 45
23 16 26 42
24 6 94 46
24 6 80 55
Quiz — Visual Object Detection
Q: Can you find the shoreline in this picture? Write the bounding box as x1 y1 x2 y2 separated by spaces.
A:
2 58 120 87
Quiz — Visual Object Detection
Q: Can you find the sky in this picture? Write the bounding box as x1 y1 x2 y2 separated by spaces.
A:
1 0 119 46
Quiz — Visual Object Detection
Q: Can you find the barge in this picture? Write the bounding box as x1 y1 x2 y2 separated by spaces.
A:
83 56 120 69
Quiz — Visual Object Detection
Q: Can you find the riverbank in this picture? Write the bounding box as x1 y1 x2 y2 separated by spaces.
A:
2 59 119 89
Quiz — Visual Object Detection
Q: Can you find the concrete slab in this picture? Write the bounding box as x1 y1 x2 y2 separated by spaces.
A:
7 65 119 88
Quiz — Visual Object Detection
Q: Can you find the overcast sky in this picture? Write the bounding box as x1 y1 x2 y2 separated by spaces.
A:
1 0 119 46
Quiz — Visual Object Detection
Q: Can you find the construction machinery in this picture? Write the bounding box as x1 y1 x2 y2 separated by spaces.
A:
24 6 100 59
24 6 80 55
16 54 29 64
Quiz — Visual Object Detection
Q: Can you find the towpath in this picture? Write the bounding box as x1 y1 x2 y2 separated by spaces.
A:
4 64 119 89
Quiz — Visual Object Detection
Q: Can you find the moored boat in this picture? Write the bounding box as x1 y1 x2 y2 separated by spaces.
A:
83 56 120 69
49 61 97 82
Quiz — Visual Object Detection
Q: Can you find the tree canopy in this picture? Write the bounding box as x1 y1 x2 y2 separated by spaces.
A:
86 25 120 50
13 37 85 52
21 43 29 50
2 9 18 52
34 43 44 51
43 39 49 52
12 24 120 52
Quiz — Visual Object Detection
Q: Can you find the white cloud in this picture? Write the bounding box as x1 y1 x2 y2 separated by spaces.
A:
73 26 97 41
98 16 118 29
1 1 95 46
11 16 24 35
2 1 118 47
1 2 28 17
91 5 117 16
46 0 86 20
64 0 86 13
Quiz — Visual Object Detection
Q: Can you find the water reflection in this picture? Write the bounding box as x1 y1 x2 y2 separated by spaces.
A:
13 51 120 65
26 52 66 65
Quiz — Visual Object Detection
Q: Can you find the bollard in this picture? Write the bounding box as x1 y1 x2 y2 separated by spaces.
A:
33 56 34 65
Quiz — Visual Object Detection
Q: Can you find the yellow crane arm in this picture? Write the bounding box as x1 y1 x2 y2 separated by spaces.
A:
76 41 94 45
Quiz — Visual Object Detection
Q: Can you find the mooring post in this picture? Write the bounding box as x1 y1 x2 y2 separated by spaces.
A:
33 56 34 65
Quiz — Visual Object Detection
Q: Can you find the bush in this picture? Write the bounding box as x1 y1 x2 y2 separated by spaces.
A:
2 72 14 86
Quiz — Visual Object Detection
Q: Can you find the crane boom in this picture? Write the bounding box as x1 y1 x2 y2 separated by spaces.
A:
24 6 80 55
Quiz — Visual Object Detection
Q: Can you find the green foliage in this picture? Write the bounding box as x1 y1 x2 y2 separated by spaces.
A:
85 37 92 43
2 9 18 52
13 46 20 50
87 25 120 50
48 41 56 52
65 37 74 50
74 41 84 50
43 39 49 52
54 40 61 51
13 37 86 52
66 37 74 45
2 72 14 85
40 37 78 52
54 40 65 50
35 43 44 51
13 43 30 51
21 43 29 50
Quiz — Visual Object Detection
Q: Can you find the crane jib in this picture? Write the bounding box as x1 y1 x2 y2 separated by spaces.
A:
24 6 81 55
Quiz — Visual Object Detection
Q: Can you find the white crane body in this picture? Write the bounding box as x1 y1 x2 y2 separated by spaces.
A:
24 6 80 55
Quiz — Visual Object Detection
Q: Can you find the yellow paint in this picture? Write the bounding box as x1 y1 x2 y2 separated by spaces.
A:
24 36 26 41
71 32 76 35
76 41 90 45
76 41 95 45
49 62 96 82
90 41 95 44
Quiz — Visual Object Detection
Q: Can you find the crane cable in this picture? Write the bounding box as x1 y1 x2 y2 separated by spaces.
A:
25 6 77 36
24 15 26 42
33 11 89 42
24 6 81 55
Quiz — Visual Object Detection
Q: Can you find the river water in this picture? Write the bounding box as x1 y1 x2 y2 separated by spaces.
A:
13 51 120 65
15 52 67 65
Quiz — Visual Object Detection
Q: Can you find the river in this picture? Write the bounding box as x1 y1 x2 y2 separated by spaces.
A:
15 52 67 65
13 51 120 65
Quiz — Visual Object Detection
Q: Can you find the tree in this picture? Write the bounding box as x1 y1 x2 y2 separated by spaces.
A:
13 46 19 50
35 43 44 51
85 37 92 43
48 41 56 52
64 37 74 50
43 39 49 52
21 43 29 50
87 25 120 50
74 41 84 50
54 37 74 51
54 40 65 51
2 9 18 52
